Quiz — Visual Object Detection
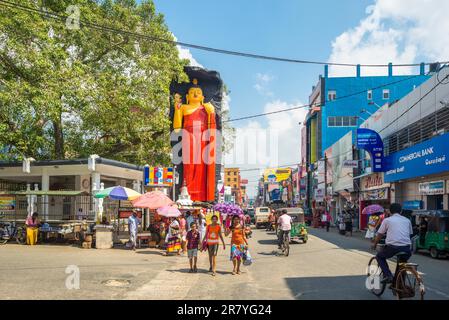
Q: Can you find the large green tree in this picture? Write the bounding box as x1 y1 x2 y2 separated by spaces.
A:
0 0 188 165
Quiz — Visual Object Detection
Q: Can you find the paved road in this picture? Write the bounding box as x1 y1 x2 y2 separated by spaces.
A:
1 227 448 300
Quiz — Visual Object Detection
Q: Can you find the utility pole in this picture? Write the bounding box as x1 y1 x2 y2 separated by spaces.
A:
324 153 328 210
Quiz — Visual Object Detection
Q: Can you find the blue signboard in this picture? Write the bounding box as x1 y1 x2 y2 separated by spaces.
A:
402 200 423 210
271 189 281 201
356 128 384 172
384 132 449 182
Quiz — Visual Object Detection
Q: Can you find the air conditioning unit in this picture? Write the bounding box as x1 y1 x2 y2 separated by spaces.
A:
429 63 441 73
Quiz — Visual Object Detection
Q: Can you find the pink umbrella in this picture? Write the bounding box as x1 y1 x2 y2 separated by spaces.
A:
362 204 384 215
132 191 174 209
157 205 181 218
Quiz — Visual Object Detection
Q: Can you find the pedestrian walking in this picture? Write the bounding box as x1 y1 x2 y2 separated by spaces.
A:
203 215 225 276
25 212 41 246
322 210 332 232
185 211 194 231
198 212 207 242
179 214 187 254
186 222 200 273
128 211 140 251
164 217 182 256
344 211 353 237
225 215 248 275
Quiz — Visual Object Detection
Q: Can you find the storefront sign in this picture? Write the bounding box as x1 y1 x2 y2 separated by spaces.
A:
418 181 445 195
360 188 388 201
356 128 384 172
263 168 291 183
144 166 174 186
402 200 423 210
361 173 389 191
342 160 358 168
0 196 15 211
384 132 449 182
317 160 325 184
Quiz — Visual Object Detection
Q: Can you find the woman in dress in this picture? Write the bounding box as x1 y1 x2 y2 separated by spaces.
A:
164 217 182 255
225 215 248 275
25 212 41 245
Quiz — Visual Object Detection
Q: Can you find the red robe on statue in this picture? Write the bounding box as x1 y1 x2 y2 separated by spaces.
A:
182 106 216 202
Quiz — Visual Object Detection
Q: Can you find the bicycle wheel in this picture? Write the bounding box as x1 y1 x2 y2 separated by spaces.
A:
284 236 290 257
367 256 386 297
395 266 425 300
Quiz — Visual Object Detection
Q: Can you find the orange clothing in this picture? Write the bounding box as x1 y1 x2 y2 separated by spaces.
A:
231 227 245 245
206 224 221 245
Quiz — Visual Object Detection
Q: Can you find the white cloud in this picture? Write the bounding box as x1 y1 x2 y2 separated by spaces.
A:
328 0 449 76
225 100 308 197
253 73 274 96
177 45 203 68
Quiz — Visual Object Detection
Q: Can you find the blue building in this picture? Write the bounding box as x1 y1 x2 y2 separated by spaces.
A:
303 63 431 210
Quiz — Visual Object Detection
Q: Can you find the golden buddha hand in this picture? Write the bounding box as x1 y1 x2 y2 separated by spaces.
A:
204 102 215 114
174 93 182 109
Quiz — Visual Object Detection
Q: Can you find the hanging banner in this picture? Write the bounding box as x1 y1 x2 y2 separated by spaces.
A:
144 166 174 186
356 128 384 172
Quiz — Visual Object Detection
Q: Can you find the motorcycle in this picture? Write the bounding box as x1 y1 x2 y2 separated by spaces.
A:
0 222 26 245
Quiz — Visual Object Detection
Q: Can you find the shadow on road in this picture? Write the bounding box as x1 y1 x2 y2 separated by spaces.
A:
258 239 278 245
284 275 379 300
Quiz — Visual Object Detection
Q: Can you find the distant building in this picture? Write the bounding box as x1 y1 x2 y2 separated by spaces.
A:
304 63 431 211
224 167 241 204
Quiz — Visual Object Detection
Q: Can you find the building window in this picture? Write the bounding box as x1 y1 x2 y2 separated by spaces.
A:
327 116 358 127
383 89 390 100
328 90 337 101
367 90 372 100
234 178 237 182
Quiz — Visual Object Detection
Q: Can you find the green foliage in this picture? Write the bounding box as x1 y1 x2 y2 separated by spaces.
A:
0 0 188 165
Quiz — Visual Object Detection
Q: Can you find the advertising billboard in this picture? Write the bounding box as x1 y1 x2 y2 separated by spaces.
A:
263 168 291 183
144 166 174 186
356 128 384 172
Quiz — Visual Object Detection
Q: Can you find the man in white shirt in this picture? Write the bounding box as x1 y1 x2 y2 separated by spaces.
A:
277 209 292 249
372 203 413 283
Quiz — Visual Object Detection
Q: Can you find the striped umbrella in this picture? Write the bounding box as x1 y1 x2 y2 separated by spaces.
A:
94 186 141 201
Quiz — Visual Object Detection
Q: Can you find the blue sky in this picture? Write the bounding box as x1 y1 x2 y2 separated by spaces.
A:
151 0 449 196
154 0 372 123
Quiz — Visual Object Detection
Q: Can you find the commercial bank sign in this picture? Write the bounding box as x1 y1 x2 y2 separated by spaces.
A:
384 132 449 182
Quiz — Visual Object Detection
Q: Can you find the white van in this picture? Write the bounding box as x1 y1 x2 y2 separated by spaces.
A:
255 207 271 229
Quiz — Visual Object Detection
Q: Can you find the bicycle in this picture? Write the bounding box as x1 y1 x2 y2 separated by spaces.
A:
367 246 425 300
0 222 26 245
279 230 290 257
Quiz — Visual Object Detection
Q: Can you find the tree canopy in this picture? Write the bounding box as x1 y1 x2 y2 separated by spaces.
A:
0 0 189 165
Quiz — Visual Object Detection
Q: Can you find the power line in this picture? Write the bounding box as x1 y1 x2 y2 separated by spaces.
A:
379 71 449 133
1 0 448 68
0 1 440 125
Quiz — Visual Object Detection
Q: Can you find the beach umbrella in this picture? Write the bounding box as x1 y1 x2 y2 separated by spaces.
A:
362 204 384 215
94 186 141 200
132 190 174 209
157 205 181 218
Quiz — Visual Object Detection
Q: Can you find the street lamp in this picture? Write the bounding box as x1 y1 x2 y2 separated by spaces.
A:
368 101 383 109
360 109 373 116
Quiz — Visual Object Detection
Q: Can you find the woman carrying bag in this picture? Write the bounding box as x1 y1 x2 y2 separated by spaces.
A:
225 215 249 275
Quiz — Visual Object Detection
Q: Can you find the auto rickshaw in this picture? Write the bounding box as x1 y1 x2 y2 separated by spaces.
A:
412 210 449 259
276 207 308 244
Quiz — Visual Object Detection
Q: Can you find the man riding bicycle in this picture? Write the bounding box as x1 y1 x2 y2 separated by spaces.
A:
371 203 413 284
277 209 292 249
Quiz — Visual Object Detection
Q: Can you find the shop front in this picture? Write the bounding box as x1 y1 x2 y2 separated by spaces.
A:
359 172 390 230
385 131 449 211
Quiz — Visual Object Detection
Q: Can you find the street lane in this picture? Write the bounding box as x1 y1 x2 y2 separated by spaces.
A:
1 227 448 300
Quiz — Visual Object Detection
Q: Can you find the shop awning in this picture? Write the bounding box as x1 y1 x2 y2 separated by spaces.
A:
0 191 90 196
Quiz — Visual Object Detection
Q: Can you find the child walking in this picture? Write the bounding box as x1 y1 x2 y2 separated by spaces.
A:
186 222 200 273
